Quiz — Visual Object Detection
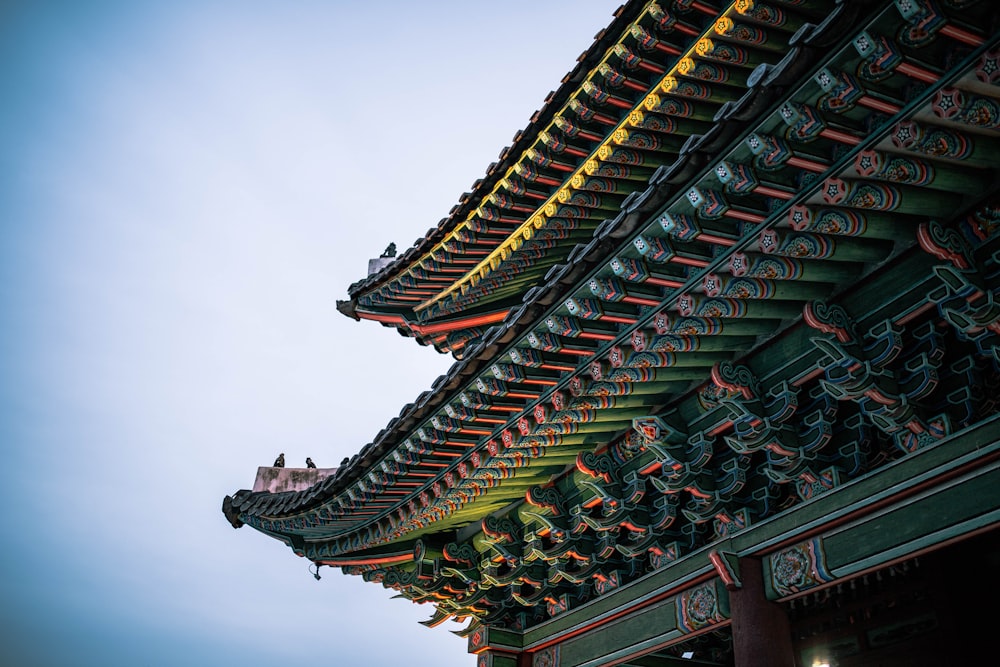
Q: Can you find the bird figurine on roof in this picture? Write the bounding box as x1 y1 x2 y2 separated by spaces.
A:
273 453 285 468
381 242 396 258
306 457 316 469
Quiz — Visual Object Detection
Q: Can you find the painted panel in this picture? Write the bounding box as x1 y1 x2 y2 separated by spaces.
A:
559 600 677 667
823 465 1000 575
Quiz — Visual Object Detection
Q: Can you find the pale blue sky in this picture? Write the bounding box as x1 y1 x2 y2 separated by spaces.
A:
0 1 617 665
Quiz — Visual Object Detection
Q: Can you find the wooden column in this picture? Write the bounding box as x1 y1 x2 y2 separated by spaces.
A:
730 557 794 667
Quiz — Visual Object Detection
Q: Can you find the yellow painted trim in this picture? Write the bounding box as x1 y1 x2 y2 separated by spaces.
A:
397 1 741 314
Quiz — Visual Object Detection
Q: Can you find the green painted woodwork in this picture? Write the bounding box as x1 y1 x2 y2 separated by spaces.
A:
559 600 682 667
477 653 519 667
226 2 1000 664
823 465 1000 576
515 418 1000 648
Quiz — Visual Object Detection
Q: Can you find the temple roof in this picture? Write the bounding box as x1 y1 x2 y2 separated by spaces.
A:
338 0 823 357
227 0 1000 635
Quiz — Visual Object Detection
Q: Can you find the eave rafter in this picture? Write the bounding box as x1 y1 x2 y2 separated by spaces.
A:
350 0 811 356
414 0 812 320
228 0 1000 635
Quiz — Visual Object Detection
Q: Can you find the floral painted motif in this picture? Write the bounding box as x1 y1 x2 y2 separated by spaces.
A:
533 645 560 667
677 581 728 633
768 537 835 597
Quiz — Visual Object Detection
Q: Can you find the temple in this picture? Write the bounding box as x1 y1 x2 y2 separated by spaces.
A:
223 1 1000 665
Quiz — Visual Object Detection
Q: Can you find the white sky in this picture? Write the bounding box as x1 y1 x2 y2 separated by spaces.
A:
0 1 619 665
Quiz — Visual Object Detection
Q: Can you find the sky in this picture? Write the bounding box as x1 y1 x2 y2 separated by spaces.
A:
0 1 618 666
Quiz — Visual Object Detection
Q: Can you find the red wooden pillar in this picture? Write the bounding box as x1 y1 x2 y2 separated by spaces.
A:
730 557 794 667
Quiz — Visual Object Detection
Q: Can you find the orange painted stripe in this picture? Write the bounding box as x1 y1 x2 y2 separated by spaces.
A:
409 309 511 336
541 363 576 372
318 552 412 567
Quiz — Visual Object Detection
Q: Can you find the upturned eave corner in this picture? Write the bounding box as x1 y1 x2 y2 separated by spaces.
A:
226 1 1000 664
